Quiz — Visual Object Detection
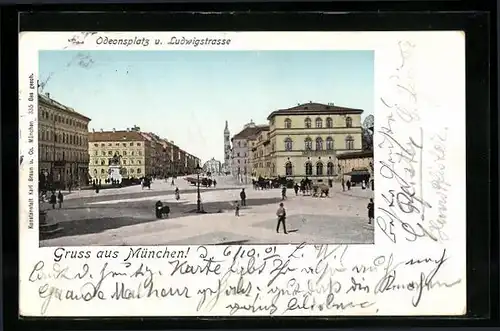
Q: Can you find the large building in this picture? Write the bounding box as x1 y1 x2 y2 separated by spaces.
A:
38 93 91 189
88 128 201 181
231 120 267 183
263 101 364 183
249 126 271 178
88 129 149 181
203 158 223 175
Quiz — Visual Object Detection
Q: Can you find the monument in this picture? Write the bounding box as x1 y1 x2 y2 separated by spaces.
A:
108 153 123 183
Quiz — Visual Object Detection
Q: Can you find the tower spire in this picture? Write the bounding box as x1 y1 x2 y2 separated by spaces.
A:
224 120 229 132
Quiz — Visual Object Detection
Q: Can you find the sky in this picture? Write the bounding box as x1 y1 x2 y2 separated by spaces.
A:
39 50 374 163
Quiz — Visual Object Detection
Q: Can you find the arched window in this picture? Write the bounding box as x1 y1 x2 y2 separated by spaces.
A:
305 162 313 176
346 117 353 128
345 135 354 149
327 162 334 175
326 117 333 128
305 117 312 129
137 168 142 174
285 162 293 176
101 169 105 174
284 138 293 151
284 118 292 129
326 137 334 150
94 169 98 175
316 162 324 175
304 137 313 150
101 159 105 165
316 137 323 150
315 117 323 128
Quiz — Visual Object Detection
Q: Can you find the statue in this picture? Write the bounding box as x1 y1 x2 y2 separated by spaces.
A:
109 153 121 166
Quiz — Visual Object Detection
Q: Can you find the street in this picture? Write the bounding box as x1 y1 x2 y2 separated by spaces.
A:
40 176 374 246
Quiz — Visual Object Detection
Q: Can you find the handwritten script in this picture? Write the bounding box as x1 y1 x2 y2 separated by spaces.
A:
377 40 451 244
25 244 462 315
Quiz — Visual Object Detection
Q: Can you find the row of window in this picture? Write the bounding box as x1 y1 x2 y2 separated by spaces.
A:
93 150 143 157
284 136 355 151
40 130 87 146
284 117 353 129
285 162 337 176
93 142 142 147
40 109 88 130
92 167 142 175
40 146 89 162
93 159 142 165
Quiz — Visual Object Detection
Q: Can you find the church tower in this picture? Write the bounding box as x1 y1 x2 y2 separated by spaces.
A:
223 121 231 173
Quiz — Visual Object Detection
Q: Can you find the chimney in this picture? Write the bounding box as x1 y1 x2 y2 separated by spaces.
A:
112 128 116 133
45 92 50 98
126 128 129 132
309 101 312 104
100 129 103 132
92 128 95 133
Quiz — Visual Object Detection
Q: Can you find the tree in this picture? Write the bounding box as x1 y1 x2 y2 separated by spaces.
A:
362 115 374 151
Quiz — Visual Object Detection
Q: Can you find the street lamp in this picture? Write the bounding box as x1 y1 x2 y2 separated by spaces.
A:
195 163 203 213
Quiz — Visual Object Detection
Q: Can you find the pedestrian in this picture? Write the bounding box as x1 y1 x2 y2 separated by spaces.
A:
371 179 374 191
367 198 374 224
171 178 175 186
281 185 287 200
213 179 217 188
240 188 246 206
57 190 64 208
50 192 57 209
276 202 288 234
346 180 351 190
341 178 346 191
155 200 163 218
234 200 240 217
362 180 366 190
294 183 299 196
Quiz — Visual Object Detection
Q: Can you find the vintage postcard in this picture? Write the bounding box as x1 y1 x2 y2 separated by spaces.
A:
19 31 466 317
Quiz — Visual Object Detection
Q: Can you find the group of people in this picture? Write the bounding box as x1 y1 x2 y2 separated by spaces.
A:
41 190 64 209
341 178 374 191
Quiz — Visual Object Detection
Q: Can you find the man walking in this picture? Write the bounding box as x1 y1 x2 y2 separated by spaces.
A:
341 178 346 191
276 202 288 234
240 188 247 206
50 191 57 209
281 185 287 200
57 190 64 209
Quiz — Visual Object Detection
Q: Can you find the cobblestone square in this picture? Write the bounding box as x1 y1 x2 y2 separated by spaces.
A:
40 176 374 246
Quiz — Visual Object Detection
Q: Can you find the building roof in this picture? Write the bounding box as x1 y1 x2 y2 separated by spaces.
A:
267 102 363 120
337 150 373 160
38 93 91 121
88 130 147 142
233 125 269 140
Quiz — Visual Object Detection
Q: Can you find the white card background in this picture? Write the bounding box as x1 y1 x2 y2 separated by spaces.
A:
18 31 466 316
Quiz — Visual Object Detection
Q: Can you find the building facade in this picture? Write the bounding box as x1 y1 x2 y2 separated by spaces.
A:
38 93 91 189
231 120 266 183
250 126 271 178
337 150 374 176
203 158 222 175
266 102 364 183
88 129 149 181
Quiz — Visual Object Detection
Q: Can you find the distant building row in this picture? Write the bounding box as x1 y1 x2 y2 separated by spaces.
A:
230 101 373 184
37 93 200 189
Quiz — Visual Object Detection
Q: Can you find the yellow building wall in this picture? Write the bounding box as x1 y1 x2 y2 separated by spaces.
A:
265 113 364 182
272 113 362 129
88 140 146 180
